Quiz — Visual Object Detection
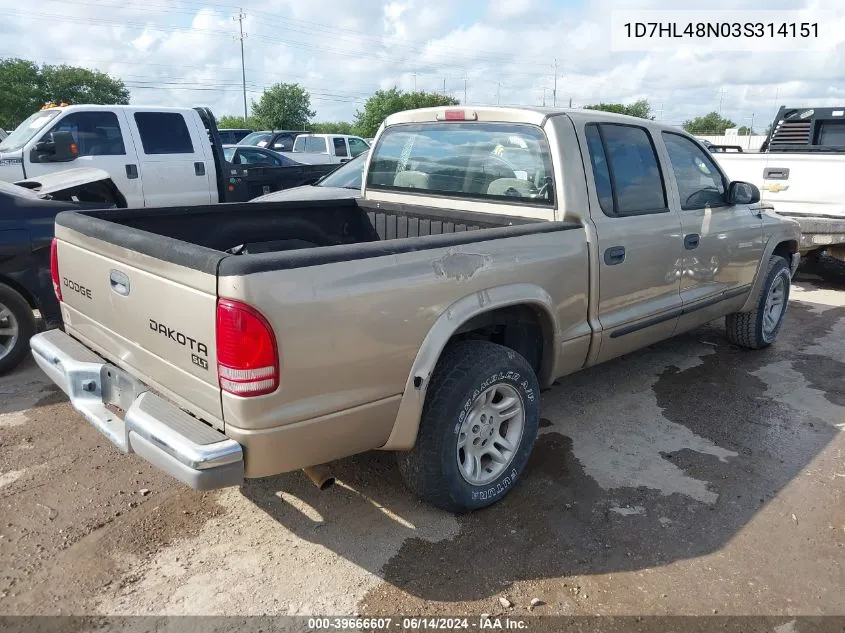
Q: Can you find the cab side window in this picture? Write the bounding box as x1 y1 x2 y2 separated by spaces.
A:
585 123 667 217
662 132 727 210
333 137 348 157
134 112 194 155
47 111 126 156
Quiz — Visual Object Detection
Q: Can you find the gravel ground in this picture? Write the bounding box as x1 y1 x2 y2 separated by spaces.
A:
0 273 842 621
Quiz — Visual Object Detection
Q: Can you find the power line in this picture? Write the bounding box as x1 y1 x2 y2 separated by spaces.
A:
233 8 248 120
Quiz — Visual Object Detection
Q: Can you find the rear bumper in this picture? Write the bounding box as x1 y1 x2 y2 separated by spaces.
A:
781 214 845 251
30 329 243 490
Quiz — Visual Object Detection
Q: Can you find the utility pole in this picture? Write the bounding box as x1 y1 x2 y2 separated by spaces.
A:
233 9 248 121
463 73 468 105
552 58 558 107
412 72 417 92
656 102 664 121
496 82 501 105
718 88 726 117
569 97 572 108
443 77 446 95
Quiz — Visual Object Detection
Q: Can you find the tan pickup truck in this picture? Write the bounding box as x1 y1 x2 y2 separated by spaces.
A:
30 106 800 513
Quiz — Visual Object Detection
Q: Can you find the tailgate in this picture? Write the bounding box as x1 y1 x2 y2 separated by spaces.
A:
54 225 223 427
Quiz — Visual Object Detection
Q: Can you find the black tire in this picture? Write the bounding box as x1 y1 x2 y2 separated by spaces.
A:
397 340 541 513
725 256 790 349
0 283 37 375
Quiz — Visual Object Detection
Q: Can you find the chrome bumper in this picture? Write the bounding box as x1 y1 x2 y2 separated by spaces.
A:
30 329 243 490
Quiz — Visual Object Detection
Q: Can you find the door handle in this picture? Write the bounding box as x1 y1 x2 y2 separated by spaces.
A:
194 162 206 176
763 167 789 180
684 233 700 250
603 246 626 265
125 164 138 179
109 269 130 296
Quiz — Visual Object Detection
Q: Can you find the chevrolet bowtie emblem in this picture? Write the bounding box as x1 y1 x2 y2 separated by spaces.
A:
763 183 789 193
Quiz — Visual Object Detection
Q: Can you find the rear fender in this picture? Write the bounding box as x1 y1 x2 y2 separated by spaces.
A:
379 283 558 451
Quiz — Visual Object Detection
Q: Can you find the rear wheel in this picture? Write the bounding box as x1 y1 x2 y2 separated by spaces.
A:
0 284 37 374
397 340 540 513
725 256 790 349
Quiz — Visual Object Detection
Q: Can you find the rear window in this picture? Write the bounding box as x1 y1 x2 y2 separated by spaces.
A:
817 120 845 146
294 136 328 153
134 112 194 155
367 122 554 206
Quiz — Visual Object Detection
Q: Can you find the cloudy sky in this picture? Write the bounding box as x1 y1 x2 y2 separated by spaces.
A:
2 0 844 131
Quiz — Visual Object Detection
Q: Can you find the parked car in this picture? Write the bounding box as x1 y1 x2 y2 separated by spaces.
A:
0 104 312 207
252 150 366 202
223 145 296 166
222 145 339 200
0 168 126 373
287 134 370 164
237 130 309 152
217 128 252 144
33 106 799 512
716 105 845 276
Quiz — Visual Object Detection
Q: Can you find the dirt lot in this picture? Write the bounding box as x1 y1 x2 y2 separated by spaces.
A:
1 273 843 620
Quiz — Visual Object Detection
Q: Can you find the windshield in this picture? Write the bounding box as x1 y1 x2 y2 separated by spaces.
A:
318 152 367 189
0 110 61 152
237 132 272 147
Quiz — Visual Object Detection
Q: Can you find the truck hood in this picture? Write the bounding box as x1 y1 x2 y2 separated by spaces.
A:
15 167 112 194
13 168 127 208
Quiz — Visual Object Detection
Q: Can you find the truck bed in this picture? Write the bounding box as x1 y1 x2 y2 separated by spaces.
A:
56 198 573 275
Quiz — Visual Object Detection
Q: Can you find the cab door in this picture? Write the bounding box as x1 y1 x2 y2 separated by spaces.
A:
581 122 686 364
25 109 145 207
659 132 763 328
126 109 214 207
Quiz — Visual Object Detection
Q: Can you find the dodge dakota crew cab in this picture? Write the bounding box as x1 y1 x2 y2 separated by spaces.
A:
716 106 845 275
31 106 800 512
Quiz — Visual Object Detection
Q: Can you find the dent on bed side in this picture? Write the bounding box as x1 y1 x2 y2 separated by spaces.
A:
432 250 493 281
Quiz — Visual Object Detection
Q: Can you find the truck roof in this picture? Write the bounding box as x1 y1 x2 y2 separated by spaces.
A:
382 105 681 131
39 104 204 114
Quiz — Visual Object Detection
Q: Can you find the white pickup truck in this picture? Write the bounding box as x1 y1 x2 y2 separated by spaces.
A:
0 105 230 208
0 104 335 207
716 106 845 274
287 133 370 165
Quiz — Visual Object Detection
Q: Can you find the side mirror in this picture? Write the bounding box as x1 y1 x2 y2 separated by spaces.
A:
728 181 760 205
30 131 78 163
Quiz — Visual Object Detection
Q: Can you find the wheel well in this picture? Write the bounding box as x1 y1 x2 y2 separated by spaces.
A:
773 240 797 262
448 305 552 380
0 275 39 310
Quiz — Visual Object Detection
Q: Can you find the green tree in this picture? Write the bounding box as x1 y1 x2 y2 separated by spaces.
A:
0 58 128 130
583 99 654 119
310 121 354 134
251 83 315 130
217 114 259 129
353 88 459 138
682 112 737 135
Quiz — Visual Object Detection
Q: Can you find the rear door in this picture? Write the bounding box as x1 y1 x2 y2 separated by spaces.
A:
581 122 685 363
332 136 350 162
25 110 145 207
127 110 214 207
54 225 223 424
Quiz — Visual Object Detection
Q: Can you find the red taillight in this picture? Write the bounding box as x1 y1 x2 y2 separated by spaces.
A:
444 110 466 120
216 299 279 397
50 238 62 301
